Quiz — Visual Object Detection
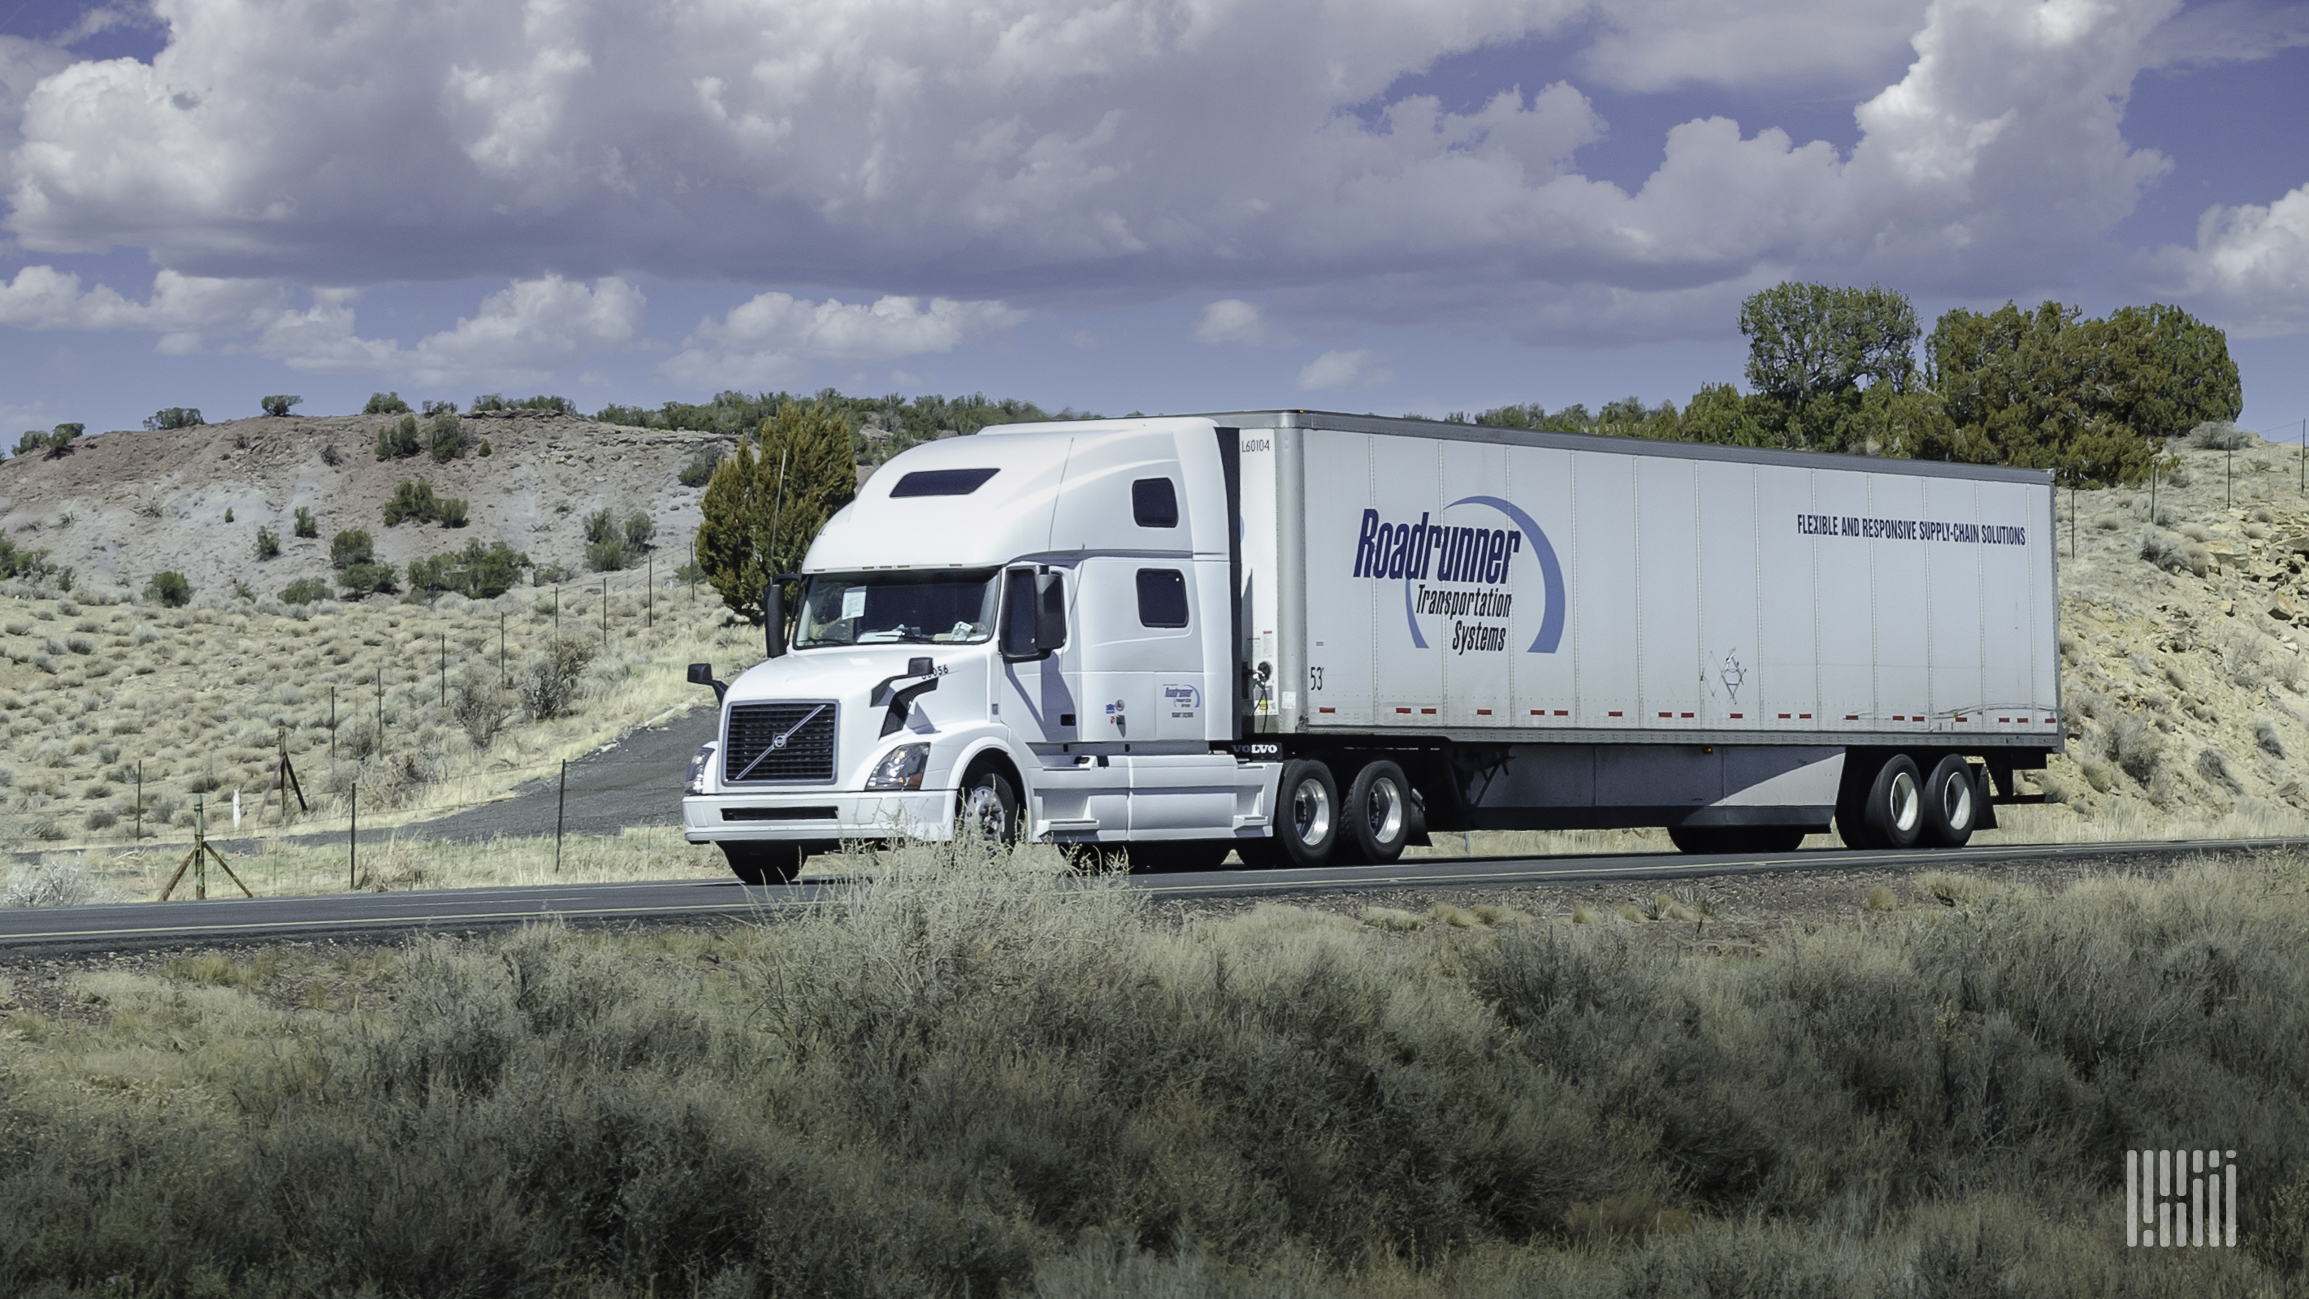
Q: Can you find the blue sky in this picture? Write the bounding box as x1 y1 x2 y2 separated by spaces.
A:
0 0 2302 439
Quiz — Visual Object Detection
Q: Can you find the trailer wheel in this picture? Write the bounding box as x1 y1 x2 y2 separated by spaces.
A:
1275 759 1340 867
1921 754 1978 848
1841 753 1924 849
958 768 1021 844
1343 760 1413 865
721 841 810 886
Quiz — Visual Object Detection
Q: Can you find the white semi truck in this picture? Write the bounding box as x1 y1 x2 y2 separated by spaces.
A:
682 411 2061 883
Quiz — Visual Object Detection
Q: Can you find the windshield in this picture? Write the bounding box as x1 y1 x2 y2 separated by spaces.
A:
794 570 999 648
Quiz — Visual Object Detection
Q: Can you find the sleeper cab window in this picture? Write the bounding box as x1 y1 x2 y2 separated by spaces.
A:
1131 477 1179 528
1136 568 1188 628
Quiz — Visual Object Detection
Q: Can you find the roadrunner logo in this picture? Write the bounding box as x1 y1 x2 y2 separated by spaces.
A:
1348 498 1566 654
2128 1149 2236 1247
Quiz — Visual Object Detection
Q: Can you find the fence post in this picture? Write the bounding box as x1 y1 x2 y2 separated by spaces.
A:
350 784 358 890
500 611 507 688
555 759 567 872
439 633 446 707
135 760 142 842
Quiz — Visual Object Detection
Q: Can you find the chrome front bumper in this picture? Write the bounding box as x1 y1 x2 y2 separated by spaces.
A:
682 789 956 843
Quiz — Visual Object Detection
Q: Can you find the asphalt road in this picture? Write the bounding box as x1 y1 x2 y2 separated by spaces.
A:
3 835 2299 953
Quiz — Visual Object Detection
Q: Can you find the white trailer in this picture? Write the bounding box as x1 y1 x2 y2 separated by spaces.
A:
682 411 2061 882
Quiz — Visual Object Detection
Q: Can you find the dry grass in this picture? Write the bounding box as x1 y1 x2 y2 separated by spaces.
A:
2 841 2305 1295
0 579 760 854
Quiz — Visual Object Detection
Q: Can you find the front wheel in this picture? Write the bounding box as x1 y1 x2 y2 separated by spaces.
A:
1921 754 1978 848
721 841 812 886
1668 825 1809 855
957 768 1021 845
1274 758 1340 868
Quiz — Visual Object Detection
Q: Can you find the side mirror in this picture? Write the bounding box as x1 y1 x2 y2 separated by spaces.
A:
687 661 727 703
762 579 787 659
907 656 934 678
1000 568 1039 661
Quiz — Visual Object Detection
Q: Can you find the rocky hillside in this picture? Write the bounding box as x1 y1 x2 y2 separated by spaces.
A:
0 413 731 599
2008 425 2309 841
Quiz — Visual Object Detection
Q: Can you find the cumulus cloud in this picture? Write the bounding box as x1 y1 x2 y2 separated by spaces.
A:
662 292 1023 387
2143 184 2309 338
0 265 282 348
256 276 644 385
1298 348 1391 390
1192 299 1276 346
0 0 2291 349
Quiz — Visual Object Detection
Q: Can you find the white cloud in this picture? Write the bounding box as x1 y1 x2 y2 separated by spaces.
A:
2143 184 2309 338
2144 0 2309 68
0 0 2283 352
1193 298 1276 345
662 292 1022 387
256 276 644 385
1298 348 1391 390
0 264 282 339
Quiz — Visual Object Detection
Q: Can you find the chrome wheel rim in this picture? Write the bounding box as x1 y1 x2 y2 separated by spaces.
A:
963 785 1008 840
1365 776 1404 845
1292 777 1332 847
1889 770 1921 836
1941 771 1973 830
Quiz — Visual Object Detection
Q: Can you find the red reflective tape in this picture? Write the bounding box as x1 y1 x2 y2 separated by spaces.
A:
1555 709 1568 716
1680 712 1694 718
1729 712 1743 718
1475 708 1492 715
1778 713 1792 719
1845 714 1860 720
1530 709 1544 715
1420 707 1437 714
1395 707 1411 714
1608 711 1623 717
1318 706 1336 714
1658 711 1672 718
1799 713 1812 719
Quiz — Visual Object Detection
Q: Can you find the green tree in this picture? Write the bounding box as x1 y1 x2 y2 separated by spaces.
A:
1739 282 1919 403
261 395 301 417
376 415 421 460
363 392 411 415
407 540 533 598
695 402 858 624
144 407 204 430
383 481 443 526
1923 300 2237 486
294 507 318 539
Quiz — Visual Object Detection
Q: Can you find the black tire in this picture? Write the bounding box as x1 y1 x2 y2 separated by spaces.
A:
1343 760 1414 865
1841 753 1923 849
1667 825 1810 855
1133 841 1231 873
957 767 1021 844
1921 754 1979 848
1274 758 1340 868
721 840 806 885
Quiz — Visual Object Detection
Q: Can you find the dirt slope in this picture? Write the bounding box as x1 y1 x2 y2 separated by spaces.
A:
0 413 730 597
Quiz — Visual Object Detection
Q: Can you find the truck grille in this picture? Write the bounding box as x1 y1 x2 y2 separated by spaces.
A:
723 702 838 784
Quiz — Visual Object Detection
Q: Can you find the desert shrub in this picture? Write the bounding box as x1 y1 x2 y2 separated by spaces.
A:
623 511 654 548
2138 526 2209 575
364 391 411 415
2255 718 2287 758
472 393 575 414
406 540 532 599
84 807 117 831
339 562 398 599
293 507 318 538
254 526 281 561
144 571 192 608
375 415 422 460
583 536 631 572
582 507 616 545
451 671 514 749
143 406 203 430
2196 747 2245 794
436 497 469 528
329 528 374 569
520 636 596 719
0 535 56 581
532 563 574 586
2109 713 2163 782
279 577 332 605
14 423 80 458
382 480 444 526
2190 419 2252 449
427 412 464 462
260 394 301 417
321 442 343 466
678 447 723 487
2 856 92 905
478 438 492 457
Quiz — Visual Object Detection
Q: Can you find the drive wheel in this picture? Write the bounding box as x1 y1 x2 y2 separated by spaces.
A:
1921 754 1978 848
1274 759 1340 868
957 768 1021 845
721 841 803 886
1842 753 1923 849
1344 760 1413 865
1668 825 1809 855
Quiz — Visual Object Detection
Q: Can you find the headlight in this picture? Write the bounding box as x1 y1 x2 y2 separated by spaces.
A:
865 742 931 790
684 742 716 795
